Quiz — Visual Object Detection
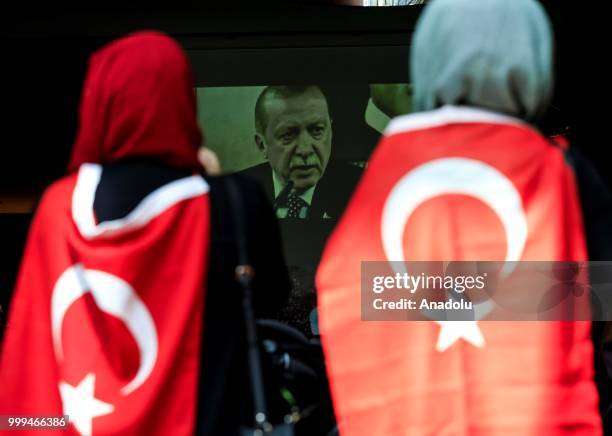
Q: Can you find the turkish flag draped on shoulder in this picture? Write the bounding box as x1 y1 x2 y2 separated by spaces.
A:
1 32 211 435
1 164 210 435
316 106 601 435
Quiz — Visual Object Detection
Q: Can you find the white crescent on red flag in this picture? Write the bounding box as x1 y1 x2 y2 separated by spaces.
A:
1 164 210 435
316 106 601 435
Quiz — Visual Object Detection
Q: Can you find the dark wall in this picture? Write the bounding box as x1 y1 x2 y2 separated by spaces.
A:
538 2 608 185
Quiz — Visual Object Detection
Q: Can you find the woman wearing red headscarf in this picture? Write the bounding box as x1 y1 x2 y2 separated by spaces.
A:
0 32 289 435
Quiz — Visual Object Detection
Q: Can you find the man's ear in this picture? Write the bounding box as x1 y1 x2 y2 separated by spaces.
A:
254 133 268 159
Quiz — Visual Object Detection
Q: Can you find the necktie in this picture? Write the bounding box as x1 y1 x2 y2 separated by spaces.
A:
286 194 308 218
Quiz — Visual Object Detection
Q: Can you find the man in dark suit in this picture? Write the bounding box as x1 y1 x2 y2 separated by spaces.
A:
238 85 363 333
239 85 362 221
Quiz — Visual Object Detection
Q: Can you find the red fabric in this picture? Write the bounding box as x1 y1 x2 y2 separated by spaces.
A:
1 173 210 435
316 114 601 435
1 32 210 435
68 31 202 172
551 134 570 151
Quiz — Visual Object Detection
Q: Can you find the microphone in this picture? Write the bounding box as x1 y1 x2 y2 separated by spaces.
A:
273 180 294 211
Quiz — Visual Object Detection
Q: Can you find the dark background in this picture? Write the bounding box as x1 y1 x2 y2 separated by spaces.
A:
0 0 606 329
0 1 605 190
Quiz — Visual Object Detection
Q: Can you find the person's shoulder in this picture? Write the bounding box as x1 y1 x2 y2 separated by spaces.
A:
233 162 274 200
234 162 270 181
38 174 78 212
323 160 363 185
309 160 363 218
21 173 78 231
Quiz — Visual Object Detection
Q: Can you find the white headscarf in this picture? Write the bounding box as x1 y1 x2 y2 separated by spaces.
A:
411 0 553 121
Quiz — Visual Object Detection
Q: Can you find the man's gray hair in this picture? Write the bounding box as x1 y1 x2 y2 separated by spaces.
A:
254 85 328 134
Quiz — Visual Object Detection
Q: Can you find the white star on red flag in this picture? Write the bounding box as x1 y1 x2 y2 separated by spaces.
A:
59 373 114 435
435 321 486 352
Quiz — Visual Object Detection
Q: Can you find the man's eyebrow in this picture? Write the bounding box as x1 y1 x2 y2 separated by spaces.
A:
273 115 328 131
273 123 298 133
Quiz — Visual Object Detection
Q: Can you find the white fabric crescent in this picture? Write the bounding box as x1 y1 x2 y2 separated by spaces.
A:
51 264 158 395
380 157 528 325
381 157 528 273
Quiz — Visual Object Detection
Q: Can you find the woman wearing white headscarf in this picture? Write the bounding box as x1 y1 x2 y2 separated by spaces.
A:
316 0 602 434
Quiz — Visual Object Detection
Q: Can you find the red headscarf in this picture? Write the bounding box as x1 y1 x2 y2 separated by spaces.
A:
68 31 202 172
1 34 210 435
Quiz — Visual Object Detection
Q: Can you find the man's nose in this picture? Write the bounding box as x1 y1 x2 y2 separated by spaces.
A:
295 132 313 158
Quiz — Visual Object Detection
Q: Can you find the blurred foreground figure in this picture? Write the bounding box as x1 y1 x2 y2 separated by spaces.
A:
0 32 289 435
316 0 602 434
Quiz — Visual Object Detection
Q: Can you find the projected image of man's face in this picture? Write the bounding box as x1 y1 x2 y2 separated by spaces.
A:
256 87 332 192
